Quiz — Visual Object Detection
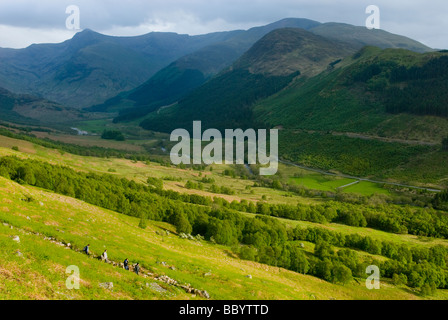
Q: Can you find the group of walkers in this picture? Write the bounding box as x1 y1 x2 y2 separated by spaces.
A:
83 244 140 275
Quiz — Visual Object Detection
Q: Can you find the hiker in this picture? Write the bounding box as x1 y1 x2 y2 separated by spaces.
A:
134 263 140 275
83 244 90 255
101 249 108 263
124 258 129 271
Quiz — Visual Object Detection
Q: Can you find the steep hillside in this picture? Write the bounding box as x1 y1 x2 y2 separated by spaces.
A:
92 18 322 119
96 18 432 122
0 175 430 300
0 29 241 108
255 47 448 136
309 23 432 53
251 47 448 180
2 138 448 300
0 87 92 125
139 28 354 132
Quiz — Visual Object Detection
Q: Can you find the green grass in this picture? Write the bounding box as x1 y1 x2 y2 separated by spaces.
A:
343 181 390 196
289 176 356 192
0 176 432 300
2 135 448 299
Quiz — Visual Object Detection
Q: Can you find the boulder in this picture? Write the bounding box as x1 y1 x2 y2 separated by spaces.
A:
12 236 20 243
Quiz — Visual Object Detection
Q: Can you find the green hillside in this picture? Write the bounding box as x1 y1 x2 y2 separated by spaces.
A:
99 18 432 122
140 28 354 132
252 47 448 181
1 133 448 300
0 87 94 126
0 29 241 108
94 18 322 119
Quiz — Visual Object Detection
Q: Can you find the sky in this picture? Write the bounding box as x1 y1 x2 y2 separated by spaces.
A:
0 0 446 49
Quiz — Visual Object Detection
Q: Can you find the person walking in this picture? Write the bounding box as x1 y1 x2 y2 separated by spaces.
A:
134 263 140 275
102 249 108 263
124 258 129 271
83 244 90 255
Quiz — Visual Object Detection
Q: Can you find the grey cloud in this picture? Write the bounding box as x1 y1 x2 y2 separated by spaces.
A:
0 0 446 49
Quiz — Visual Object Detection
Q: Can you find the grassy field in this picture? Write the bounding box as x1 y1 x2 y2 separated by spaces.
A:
0 176 432 300
1 134 448 299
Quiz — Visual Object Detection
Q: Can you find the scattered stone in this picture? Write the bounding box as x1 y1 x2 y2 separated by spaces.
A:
12 236 20 243
204 272 212 277
148 282 168 294
161 261 168 266
246 275 252 279
201 290 211 299
169 266 176 271
16 250 23 258
99 282 114 290
195 234 204 241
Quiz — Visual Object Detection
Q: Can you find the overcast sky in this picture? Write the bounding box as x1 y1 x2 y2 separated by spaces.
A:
0 0 446 49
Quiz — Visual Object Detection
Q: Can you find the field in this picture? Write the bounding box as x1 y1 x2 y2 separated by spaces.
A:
0 176 430 300
1 133 448 300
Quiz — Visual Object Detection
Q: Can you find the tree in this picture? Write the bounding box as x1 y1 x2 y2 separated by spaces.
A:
174 212 192 234
16 166 36 185
315 259 333 282
443 137 448 151
290 247 310 274
314 241 334 259
101 130 125 141
332 264 353 284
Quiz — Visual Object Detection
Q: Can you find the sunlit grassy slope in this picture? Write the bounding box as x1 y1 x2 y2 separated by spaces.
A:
0 176 432 300
2 134 448 300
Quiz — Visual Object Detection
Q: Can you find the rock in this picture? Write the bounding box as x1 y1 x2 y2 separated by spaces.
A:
148 282 168 293
169 266 176 271
204 272 212 277
99 282 114 290
66 243 71 248
201 290 211 299
16 250 23 258
300 243 305 248
12 236 20 243
39 202 44 207
26 216 31 220
165 231 170 236
246 275 252 279
161 261 167 266
2 223 8 227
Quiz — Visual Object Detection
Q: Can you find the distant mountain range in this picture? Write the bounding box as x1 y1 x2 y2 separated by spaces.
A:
0 28 243 108
0 86 90 125
0 18 432 112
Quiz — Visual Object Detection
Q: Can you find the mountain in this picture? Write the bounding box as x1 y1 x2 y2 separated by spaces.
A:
0 87 89 125
310 23 431 53
103 19 432 122
89 18 322 118
254 46 448 137
139 27 356 132
0 29 243 108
